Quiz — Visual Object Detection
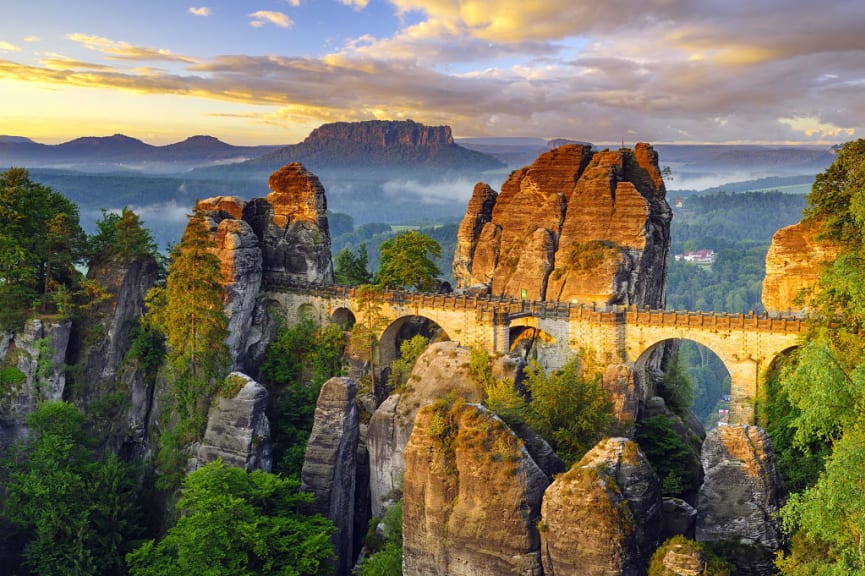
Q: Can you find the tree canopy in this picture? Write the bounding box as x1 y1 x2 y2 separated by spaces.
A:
333 243 372 285
0 168 86 329
126 460 335 576
88 208 159 264
375 230 441 291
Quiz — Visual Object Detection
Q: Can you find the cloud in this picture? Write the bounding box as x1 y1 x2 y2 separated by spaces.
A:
40 54 114 71
23 36 40 43
188 6 211 17
66 33 197 63
283 0 301 6
338 0 370 9
0 41 21 52
248 11 293 28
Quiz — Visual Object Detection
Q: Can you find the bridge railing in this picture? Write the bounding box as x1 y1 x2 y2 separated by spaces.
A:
261 279 806 333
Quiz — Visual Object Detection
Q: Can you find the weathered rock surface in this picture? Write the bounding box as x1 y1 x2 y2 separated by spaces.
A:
540 437 661 576
301 377 359 576
193 164 334 370
604 363 644 428
367 341 486 517
762 219 839 313
195 372 272 472
657 541 708 576
403 401 549 576
0 319 72 445
660 497 698 542
453 143 671 307
696 425 784 576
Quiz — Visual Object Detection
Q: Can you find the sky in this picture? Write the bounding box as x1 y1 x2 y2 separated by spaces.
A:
1 0 864 146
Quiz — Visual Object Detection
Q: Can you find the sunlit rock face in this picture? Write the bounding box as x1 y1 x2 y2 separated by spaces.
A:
453 143 671 307
762 219 838 313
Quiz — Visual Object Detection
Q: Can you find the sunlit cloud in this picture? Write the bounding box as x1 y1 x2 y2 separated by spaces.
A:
188 6 211 17
0 41 22 52
283 0 301 6
248 11 293 28
779 115 856 139
40 54 114 71
66 33 197 63
23 36 40 43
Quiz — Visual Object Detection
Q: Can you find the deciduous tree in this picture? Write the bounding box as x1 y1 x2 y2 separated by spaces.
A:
376 230 441 291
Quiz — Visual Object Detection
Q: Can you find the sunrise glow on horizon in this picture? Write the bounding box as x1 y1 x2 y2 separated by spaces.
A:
2 0 864 146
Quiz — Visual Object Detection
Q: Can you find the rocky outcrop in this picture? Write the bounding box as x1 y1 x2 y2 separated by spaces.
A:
540 437 661 576
603 363 645 428
453 143 671 307
402 400 549 575
301 377 359 576
367 342 487 517
194 372 272 472
0 319 72 445
661 498 698 542
193 163 333 370
762 219 839 313
696 425 784 576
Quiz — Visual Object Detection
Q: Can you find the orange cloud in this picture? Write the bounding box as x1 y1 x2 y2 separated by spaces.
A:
66 33 197 63
188 6 211 17
248 11 293 28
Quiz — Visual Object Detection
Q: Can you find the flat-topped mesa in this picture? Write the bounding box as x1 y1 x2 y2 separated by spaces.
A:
305 119 454 147
762 219 839 313
453 143 671 307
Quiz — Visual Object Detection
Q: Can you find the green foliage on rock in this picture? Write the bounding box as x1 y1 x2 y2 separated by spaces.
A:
387 334 429 391
523 357 613 467
356 501 403 576
767 140 865 574
0 168 87 330
634 415 697 498
88 208 159 264
375 230 441 291
126 460 335 576
261 319 347 478
1 401 143 576
648 535 734 576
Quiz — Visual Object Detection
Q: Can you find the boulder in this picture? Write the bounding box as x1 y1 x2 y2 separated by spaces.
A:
762 219 839 313
696 425 785 576
194 372 272 472
540 437 661 576
453 143 671 307
301 377 359 576
402 400 549 575
660 497 698 541
367 342 486 517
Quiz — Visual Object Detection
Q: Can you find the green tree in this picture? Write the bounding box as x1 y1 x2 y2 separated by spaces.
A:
351 284 388 396
145 209 228 429
523 357 613 467
0 168 86 329
1 401 143 576
89 208 159 263
376 231 441 291
357 501 402 576
334 244 372 285
126 460 335 576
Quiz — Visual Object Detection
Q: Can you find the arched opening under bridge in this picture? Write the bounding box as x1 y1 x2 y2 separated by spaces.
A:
331 307 356 329
508 325 565 372
635 339 733 430
378 315 450 369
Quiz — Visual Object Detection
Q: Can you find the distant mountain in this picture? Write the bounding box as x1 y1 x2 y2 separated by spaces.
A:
456 137 549 167
237 120 505 173
0 134 283 173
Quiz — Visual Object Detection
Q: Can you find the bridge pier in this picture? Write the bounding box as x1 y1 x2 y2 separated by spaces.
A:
727 357 763 425
492 311 510 355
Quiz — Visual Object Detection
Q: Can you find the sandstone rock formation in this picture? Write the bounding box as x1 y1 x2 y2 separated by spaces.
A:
367 341 487 517
194 163 333 370
301 377 359 576
402 400 549 575
453 143 671 307
762 219 839 313
660 497 698 542
0 319 72 445
696 425 784 576
194 372 272 472
540 437 661 576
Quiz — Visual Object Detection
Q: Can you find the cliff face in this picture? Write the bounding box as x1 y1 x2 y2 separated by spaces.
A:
402 401 549 575
762 219 838 313
194 163 333 370
453 143 671 307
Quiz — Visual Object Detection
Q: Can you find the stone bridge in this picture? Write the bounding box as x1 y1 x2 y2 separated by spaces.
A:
262 282 804 425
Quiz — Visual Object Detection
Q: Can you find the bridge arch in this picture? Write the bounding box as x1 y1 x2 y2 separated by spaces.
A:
331 307 356 329
378 315 451 369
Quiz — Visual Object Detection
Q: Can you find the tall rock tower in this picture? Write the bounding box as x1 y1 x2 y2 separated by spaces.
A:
453 143 671 308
